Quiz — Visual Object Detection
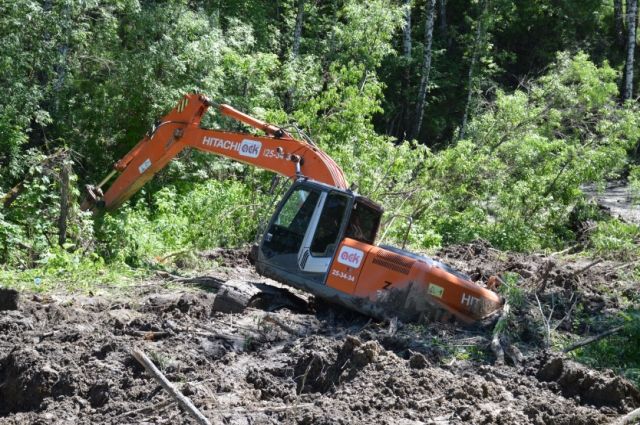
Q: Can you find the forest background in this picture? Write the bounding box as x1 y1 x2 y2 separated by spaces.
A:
0 0 639 286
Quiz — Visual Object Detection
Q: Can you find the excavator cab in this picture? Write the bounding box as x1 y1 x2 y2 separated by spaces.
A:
256 178 504 324
256 179 382 290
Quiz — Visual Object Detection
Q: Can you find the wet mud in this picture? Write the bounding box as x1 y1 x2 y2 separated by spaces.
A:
0 243 639 424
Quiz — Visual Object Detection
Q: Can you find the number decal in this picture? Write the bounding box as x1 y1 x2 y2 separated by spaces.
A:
331 269 355 282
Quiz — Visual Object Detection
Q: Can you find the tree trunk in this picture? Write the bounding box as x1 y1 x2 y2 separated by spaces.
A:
401 0 413 139
623 0 638 101
402 0 412 58
410 0 436 141
439 0 448 42
292 0 305 58
459 0 488 140
57 157 70 247
284 0 305 112
615 0 625 48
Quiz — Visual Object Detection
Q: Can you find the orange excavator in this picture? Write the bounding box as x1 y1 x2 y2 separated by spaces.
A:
83 93 503 324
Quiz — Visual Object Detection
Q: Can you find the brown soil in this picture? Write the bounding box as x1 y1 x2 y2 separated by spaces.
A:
0 243 638 424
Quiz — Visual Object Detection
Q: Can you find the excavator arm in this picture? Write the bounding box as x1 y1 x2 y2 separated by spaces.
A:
82 93 348 211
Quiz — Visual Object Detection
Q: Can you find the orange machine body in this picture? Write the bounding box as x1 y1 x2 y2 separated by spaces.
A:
325 238 502 323
85 93 503 324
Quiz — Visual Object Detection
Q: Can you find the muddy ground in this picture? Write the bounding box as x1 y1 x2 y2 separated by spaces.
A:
1 243 639 424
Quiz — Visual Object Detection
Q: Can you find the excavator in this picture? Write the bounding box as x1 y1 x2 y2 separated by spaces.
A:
82 93 503 324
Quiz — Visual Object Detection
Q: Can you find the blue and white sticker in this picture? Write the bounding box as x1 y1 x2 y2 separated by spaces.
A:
138 158 152 174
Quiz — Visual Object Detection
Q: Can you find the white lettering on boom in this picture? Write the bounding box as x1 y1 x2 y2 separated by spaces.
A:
202 137 262 158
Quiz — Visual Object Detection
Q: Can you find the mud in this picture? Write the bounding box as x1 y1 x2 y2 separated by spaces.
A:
1 244 639 424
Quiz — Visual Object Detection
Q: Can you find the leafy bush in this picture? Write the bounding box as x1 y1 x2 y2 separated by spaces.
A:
95 179 270 265
590 219 640 261
414 53 640 251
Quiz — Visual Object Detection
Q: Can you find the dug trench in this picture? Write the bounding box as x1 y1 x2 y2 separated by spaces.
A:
0 243 638 424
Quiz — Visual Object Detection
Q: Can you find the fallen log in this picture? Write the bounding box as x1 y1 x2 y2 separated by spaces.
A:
131 347 212 425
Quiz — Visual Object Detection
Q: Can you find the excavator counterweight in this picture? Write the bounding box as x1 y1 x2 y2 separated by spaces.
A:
83 94 503 324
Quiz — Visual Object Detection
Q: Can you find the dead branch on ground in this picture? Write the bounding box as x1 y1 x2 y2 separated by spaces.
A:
131 347 213 425
563 325 625 353
571 259 603 277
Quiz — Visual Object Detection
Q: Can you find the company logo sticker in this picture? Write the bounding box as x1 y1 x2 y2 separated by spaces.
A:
239 139 262 158
337 246 364 268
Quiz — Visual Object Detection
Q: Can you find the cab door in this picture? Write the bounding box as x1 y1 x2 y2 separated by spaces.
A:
258 181 351 285
259 185 321 274
297 191 350 274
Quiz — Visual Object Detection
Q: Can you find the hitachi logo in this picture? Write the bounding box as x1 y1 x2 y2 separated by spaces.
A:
202 137 262 158
337 246 364 268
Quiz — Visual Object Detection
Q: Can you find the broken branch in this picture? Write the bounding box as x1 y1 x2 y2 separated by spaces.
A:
572 259 603 277
491 301 510 365
563 325 625 353
131 347 212 425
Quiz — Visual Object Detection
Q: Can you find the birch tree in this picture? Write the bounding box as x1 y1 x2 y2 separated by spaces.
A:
284 0 306 112
623 0 638 101
400 0 413 139
459 0 489 140
439 0 448 43
411 0 436 141
292 0 305 58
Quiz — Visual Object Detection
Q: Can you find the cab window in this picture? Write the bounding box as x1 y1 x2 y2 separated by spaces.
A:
345 200 380 244
310 192 349 256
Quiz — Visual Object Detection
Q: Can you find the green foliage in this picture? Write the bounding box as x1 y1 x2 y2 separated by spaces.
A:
0 153 94 268
590 219 640 261
416 53 640 251
0 1 638 267
0 247 143 293
498 272 524 309
96 179 269 265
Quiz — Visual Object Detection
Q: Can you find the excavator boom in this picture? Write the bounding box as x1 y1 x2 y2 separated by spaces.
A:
83 94 347 210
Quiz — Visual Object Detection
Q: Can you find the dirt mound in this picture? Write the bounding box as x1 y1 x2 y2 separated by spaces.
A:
0 288 18 311
536 356 640 410
293 336 384 393
200 246 252 268
0 349 64 415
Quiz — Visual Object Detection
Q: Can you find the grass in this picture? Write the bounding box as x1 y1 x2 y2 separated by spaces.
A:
0 250 149 294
